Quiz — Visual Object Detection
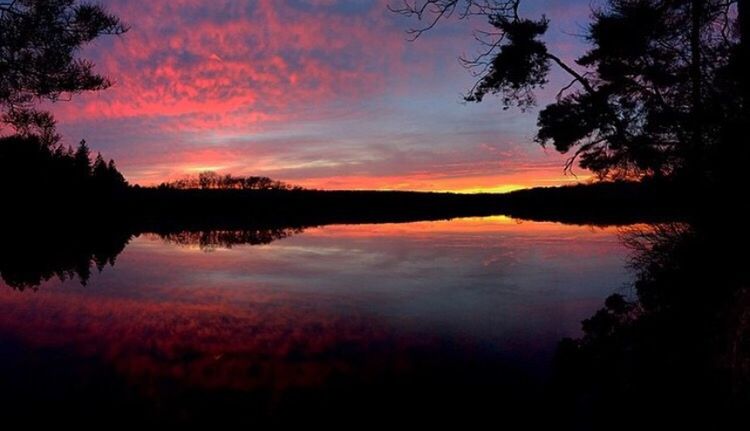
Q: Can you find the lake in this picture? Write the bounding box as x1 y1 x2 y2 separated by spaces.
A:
0 217 639 426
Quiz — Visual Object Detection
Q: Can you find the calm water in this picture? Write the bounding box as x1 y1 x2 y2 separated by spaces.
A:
0 217 633 425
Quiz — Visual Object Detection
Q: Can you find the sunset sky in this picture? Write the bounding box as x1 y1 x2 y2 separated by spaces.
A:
48 0 594 191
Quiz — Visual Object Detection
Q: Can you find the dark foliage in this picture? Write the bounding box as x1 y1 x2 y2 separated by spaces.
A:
465 17 550 108
552 213 750 429
497 179 689 224
0 134 128 208
0 0 127 137
537 0 743 181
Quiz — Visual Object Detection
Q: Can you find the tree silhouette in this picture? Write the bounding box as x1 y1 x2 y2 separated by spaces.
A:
0 134 127 203
392 0 745 183
92 152 108 180
552 217 750 428
0 0 127 138
106 159 126 188
74 139 91 178
160 171 299 191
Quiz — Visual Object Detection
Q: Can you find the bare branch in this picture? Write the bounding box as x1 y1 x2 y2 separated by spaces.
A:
389 1 520 40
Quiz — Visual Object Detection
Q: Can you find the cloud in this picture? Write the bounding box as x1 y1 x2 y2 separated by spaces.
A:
46 0 593 189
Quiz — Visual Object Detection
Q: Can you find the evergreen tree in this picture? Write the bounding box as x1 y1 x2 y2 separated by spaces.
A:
106 160 127 188
74 139 92 179
92 152 108 180
0 0 127 135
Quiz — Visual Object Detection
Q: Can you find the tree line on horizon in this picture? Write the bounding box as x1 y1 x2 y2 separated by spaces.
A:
157 171 302 191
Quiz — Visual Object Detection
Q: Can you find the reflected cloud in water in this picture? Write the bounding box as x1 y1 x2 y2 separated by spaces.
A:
3 216 742 426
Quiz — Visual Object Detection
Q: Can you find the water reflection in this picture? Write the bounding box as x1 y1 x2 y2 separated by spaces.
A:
0 216 747 426
0 217 628 426
0 226 304 289
156 227 304 251
0 228 131 289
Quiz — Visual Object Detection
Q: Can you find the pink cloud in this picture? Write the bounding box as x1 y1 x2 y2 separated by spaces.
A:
45 0 594 190
51 1 414 130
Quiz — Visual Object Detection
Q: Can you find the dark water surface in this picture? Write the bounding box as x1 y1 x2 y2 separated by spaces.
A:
0 216 744 427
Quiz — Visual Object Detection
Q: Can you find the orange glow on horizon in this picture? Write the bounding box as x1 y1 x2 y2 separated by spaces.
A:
131 164 592 193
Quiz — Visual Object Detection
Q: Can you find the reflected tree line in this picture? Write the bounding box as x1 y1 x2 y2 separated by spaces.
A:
0 226 131 290
0 226 306 290
157 227 305 251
